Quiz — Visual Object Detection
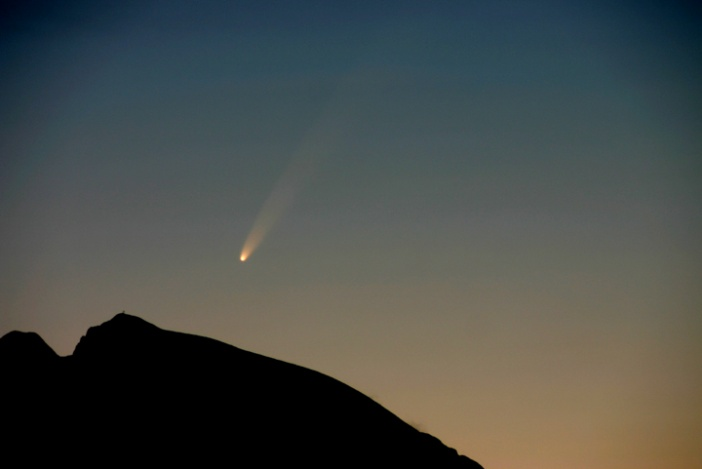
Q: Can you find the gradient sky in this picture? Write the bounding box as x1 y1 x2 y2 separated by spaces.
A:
2 1 701 467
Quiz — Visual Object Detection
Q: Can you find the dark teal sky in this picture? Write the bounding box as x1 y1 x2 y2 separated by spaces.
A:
2 2 701 467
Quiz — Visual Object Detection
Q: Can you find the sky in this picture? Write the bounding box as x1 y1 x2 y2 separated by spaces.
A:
1 1 701 467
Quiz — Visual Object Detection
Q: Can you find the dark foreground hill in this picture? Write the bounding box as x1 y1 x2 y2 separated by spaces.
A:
2 313 483 467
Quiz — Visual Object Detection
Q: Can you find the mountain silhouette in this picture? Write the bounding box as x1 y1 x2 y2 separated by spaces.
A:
2 313 483 467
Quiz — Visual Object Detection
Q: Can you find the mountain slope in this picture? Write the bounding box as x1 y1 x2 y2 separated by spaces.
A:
2 313 483 467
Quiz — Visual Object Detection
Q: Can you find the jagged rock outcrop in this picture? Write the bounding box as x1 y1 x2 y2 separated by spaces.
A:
2 313 483 467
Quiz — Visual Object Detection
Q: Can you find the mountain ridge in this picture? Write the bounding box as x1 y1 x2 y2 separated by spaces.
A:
2 313 484 467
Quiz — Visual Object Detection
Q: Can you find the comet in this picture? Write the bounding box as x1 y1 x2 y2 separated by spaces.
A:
239 127 335 263
239 105 350 263
238 69 369 263
237 26 427 263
